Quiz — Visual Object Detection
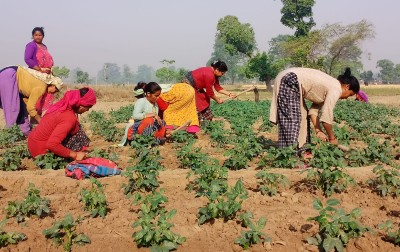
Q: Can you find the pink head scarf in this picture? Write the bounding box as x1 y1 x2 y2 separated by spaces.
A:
45 87 97 115
355 90 368 103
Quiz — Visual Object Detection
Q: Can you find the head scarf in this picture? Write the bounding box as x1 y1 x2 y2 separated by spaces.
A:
133 88 144 97
355 90 368 103
20 66 63 90
45 87 96 115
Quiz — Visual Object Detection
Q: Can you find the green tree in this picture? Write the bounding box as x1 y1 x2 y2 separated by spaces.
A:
244 52 282 91
135 64 155 83
208 38 246 84
377 59 395 84
98 63 122 84
52 66 70 79
360 70 374 83
155 67 177 83
280 0 316 37
323 20 375 75
121 64 134 84
216 15 257 57
76 69 89 84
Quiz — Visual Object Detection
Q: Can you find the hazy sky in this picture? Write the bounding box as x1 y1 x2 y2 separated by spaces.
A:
1 0 399 76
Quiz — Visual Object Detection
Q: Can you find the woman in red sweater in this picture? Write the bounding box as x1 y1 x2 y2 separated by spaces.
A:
28 87 97 161
184 60 236 121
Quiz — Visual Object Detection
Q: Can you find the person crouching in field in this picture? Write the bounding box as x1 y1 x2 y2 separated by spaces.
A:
355 90 368 102
126 82 166 144
157 82 200 136
270 67 360 152
28 87 97 160
0 66 62 136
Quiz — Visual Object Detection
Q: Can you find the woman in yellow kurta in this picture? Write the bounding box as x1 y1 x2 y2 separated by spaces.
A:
0 65 62 135
157 83 200 134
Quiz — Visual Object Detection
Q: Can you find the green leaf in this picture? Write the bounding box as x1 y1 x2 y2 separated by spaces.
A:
313 199 323 210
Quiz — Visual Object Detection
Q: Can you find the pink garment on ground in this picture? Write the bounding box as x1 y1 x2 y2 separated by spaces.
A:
36 45 54 69
45 88 96 115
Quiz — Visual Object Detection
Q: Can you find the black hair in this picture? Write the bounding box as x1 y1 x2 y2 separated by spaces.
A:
32 27 45 37
80 87 89 97
337 67 360 93
211 60 228 72
143 82 161 94
134 81 147 91
134 81 147 98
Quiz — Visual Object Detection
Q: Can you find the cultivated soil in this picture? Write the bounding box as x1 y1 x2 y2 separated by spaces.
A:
0 89 399 252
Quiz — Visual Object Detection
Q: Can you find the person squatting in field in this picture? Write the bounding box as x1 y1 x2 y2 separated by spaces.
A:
183 60 237 122
0 66 62 136
28 87 97 160
270 67 360 151
25 27 58 118
126 82 167 144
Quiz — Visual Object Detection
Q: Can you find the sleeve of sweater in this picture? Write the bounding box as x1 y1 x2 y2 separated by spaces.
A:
26 86 47 117
132 98 146 120
24 42 38 68
214 79 223 92
46 114 77 157
204 73 216 97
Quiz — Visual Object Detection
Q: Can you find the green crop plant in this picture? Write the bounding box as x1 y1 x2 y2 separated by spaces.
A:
132 208 186 252
308 142 346 169
307 198 370 252
203 121 229 147
0 145 30 171
130 134 158 150
123 148 164 194
0 125 25 148
235 216 271 250
88 148 119 163
170 130 195 144
5 183 50 223
304 167 355 197
367 165 400 197
34 152 69 170
363 138 393 165
198 179 248 224
80 178 107 218
0 219 26 248
177 145 208 170
131 189 168 216
255 170 289 196
109 104 134 123
43 214 90 252
258 145 299 169
186 159 228 197
378 220 400 246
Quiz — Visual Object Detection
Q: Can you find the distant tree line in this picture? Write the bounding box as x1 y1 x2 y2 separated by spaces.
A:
51 0 399 85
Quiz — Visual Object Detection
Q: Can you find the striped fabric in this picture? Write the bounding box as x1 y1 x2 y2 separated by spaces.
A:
65 157 121 180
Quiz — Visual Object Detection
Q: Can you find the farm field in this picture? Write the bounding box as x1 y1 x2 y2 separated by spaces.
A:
0 85 399 252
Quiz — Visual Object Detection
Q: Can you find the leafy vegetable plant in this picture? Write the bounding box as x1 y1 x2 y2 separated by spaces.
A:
367 165 400 197
43 214 91 252
255 170 289 196
0 219 26 248
307 198 370 252
80 178 107 218
235 216 271 250
34 152 68 170
5 183 51 223
378 220 400 246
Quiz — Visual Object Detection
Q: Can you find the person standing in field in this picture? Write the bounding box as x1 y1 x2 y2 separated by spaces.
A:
25 27 54 74
184 60 237 122
0 66 62 135
28 87 97 160
270 67 360 150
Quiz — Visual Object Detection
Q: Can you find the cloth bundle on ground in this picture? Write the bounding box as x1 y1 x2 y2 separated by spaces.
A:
65 157 121 180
